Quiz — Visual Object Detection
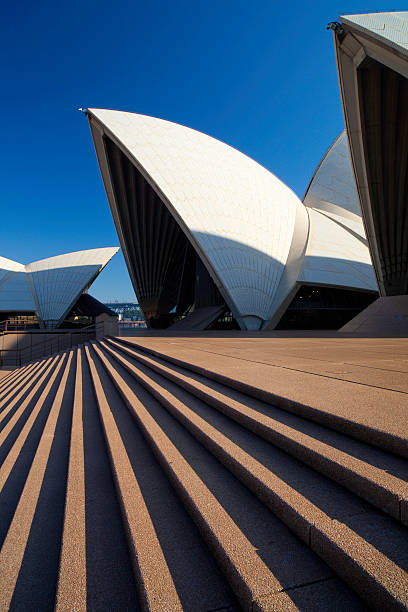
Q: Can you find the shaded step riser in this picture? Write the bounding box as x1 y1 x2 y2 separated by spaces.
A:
0 355 58 412
106 339 408 525
0 363 34 393
0 370 17 389
0 369 32 399
0 354 69 496
0 355 62 450
90 342 297 612
0 359 49 408
120 339 408 459
85 344 183 611
0 351 74 610
2 340 407 611
89 348 241 611
99 341 408 611
55 347 86 611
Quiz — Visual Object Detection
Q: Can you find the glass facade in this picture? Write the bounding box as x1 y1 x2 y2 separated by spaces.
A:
277 285 378 330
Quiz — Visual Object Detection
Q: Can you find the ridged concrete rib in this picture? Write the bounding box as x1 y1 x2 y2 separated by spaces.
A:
100 339 408 610
105 338 408 524
56 347 86 611
90 341 287 611
85 343 183 612
0 350 73 611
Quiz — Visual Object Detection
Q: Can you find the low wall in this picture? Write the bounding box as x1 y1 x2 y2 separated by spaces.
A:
96 314 119 339
0 329 95 366
0 316 120 366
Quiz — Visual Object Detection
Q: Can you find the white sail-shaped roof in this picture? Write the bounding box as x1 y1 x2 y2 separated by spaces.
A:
303 131 361 218
0 248 118 327
0 257 35 312
87 109 308 329
340 12 408 53
86 109 378 329
300 131 377 292
333 11 408 296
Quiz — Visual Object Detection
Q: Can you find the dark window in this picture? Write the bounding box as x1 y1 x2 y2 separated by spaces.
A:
276 285 378 329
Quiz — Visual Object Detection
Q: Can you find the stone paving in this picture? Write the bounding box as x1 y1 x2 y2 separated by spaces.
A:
0 332 407 610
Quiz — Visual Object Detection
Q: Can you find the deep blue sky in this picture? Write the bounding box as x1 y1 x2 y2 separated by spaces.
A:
1 1 400 302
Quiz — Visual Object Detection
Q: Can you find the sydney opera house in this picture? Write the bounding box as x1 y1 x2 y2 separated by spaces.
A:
86 109 378 331
331 11 408 333
2 11 405 334
1 12 408 612
0 247 118 329
83 12 408 333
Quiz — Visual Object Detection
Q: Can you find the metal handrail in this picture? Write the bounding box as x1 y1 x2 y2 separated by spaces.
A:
0 320 39 332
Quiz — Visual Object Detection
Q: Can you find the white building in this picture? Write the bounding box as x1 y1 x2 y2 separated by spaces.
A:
332 11 408 299
86 109 378 330
0 247 118 328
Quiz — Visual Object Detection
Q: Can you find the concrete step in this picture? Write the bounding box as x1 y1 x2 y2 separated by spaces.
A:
0 354 61 438
105 337 408 525
0 353 69 498
0 362 33 392
0 350 74 610
0 358 48 406
90 340 366 612
0 338 406 610
55 347 86 611
85 342 183 611
75 345 141 610
0 348 142 610
118 338 408 458
97 339 408 610
0 369 15 387
90 342 289 610
85 343 240 611
0 363 27 389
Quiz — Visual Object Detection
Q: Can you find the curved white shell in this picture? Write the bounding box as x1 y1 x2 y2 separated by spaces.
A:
0 247 118 326
301 131 377 292
88 109 306 328
87 110 378 329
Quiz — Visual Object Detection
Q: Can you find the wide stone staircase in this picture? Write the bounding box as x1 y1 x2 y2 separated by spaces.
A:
0 337 407 611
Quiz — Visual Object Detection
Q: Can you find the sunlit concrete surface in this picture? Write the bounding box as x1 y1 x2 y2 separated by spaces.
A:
121 331 408 444
1 332 407 610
